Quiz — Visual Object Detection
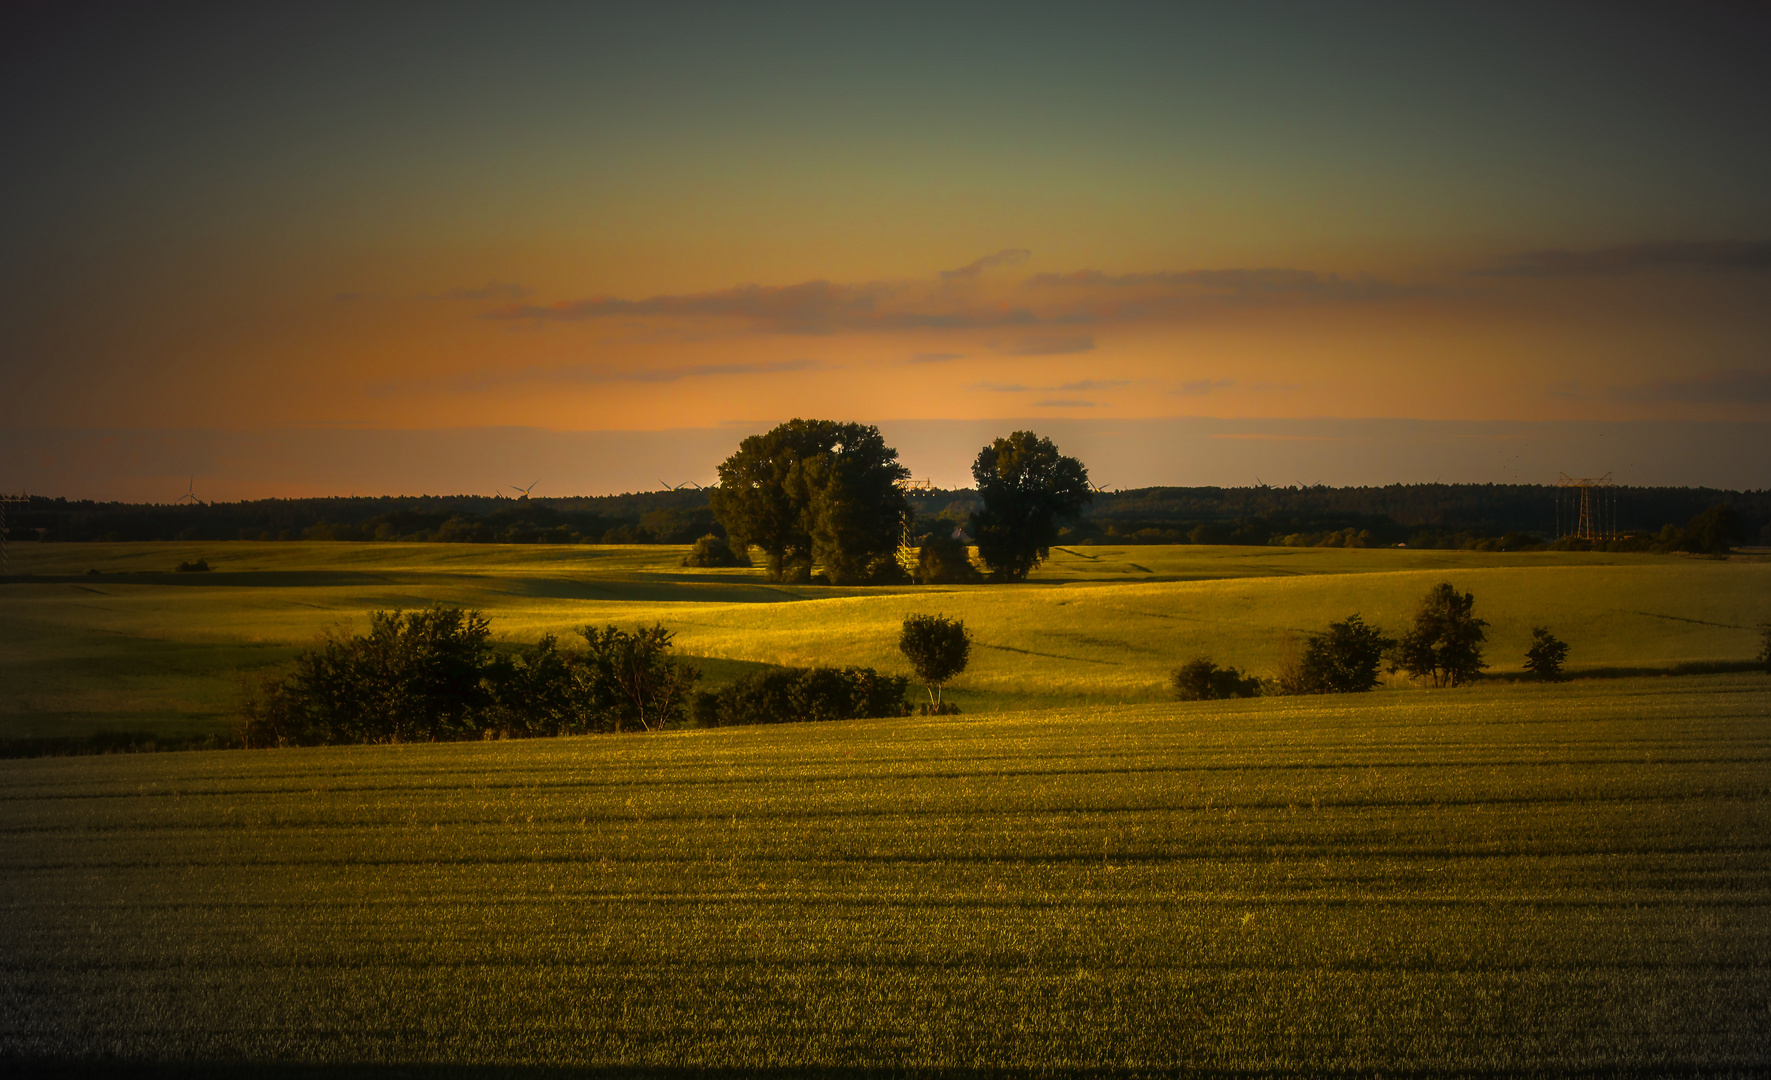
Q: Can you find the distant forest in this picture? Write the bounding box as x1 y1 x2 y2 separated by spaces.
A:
8 484 1769 549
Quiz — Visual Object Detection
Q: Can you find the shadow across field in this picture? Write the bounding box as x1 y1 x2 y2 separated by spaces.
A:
5 571 832 605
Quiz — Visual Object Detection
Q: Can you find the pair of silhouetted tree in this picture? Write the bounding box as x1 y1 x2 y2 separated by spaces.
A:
711 421 1093 584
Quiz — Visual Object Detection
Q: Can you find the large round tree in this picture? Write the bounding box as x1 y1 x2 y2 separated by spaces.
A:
968 431 1093 581
710 419 910 584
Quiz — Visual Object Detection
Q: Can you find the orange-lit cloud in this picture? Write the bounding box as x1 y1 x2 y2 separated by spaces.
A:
477 258 1422 345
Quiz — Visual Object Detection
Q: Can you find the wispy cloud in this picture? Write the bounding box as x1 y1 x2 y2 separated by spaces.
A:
484 280 1037 335
434 280 534 301
1026 267 1412 302
1473 240 1771 277
374 359 818 397
910 352 965 364
1175 378 1234 395
1609 368 1771 404
1000 334 1095 356
1034 399 1096 408
972 378 1128 393
477 258 1413 341
940 248 1031 280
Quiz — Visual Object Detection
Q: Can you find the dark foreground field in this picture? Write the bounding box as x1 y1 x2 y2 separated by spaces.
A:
2 675 1768 1077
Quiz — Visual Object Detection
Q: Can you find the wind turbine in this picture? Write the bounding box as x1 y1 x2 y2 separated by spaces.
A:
1089 480 1116 494
659 479 701 491
176 477 201 505
511 480 539 499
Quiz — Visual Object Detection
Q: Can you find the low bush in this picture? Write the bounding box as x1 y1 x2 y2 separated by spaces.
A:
693 666 910 727
682 534 751 568
1525 627 1571 681
914 533 980 584
1171 657 1261 701
174 558 210 572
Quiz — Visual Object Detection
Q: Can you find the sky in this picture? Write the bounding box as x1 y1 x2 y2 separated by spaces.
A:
4 2 1769 499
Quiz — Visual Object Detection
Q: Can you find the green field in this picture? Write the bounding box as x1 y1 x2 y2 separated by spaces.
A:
2 541 1767 739
2 541 1768 1073
2 676 1768 1073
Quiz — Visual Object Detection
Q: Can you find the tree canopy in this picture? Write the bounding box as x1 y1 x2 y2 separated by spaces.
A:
1524 627 1570 681
899 613 972 709
1294 614 1395 694
1398 582 1488 687
710 419 910 583
968 431 1093 581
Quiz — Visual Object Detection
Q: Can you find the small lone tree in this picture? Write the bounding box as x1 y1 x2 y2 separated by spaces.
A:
1524 627 1570 681
1297 614 1395 694
1398 582 1488 687
899 613 971 711
1171 658 1261 701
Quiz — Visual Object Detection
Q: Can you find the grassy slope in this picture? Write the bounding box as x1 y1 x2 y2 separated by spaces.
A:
1 676 1766 1072
3 542 1767 737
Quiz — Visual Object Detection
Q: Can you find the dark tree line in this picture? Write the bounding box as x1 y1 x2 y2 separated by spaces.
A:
8 493 721 545
11 483 1765 549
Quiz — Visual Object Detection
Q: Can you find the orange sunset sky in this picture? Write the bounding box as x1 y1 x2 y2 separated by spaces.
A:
3 4 1769 498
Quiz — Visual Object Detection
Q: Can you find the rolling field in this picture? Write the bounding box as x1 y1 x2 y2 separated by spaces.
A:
2 542 1767 738
2 676 1768 1074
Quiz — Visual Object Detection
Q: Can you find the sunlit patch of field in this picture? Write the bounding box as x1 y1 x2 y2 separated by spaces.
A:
1 676 1767 1072
2 542 1766 737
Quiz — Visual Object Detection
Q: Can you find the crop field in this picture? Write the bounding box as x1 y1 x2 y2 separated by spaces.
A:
1 675 1768 1074
2 541 1767 738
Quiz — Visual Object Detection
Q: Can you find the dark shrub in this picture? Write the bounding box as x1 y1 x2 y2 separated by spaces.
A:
487 634 595 736
915 532 979 584
1296 614 1395 694
1524 627 1570 681
697 666 909 727
241 607 499 746
577 624 701 732
174 558 210 572
682 534 751 568
1171 657 1261 701
241 610 701 745
1685 503 1745 554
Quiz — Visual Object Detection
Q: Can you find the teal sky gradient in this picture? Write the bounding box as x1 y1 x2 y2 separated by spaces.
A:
4 2 1769 496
